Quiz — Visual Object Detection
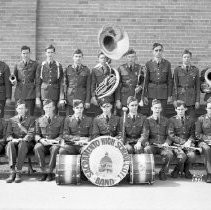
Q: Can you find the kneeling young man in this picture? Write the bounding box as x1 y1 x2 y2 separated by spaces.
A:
34 99 64 181
168 100 196 179
121 96 146 154
60 99 92 155
141 99 173 180
6 100 35 183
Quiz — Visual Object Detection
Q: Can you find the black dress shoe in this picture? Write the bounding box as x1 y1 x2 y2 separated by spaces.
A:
14 172 22 183
171 167 179 178
46 173 54 181
6 172 16 183
38 174 48 181
206 174 211 183
159 170 167 181
184 170 193 179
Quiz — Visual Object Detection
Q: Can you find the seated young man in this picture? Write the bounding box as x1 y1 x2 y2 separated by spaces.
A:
195 97 211 183
59 99 92 155
92 97 120 139
121 96 146 154
168 100 196 179
6 100 35 183
141 99 173 181
34 99 64 181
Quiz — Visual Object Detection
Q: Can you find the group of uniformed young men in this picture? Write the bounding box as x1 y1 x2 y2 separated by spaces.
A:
0 43 211 184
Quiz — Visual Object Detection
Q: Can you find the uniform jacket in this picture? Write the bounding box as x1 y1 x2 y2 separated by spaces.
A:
35 115 64 141
115 63 145 106
141 115 170 145
120 113 146 144
6 115 35 142
14 60 38 100
36 60 64 101
91 63 114 103
173 65 200 106
200 68 211 102
64 64 91 106
195 114 211 142
145 59 172 99
0 118 6 146
92 114 120 139
63 115 92 141
168 115 195 145
0 61 12 100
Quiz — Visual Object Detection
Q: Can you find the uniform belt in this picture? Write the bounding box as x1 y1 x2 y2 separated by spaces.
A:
150 82 166 85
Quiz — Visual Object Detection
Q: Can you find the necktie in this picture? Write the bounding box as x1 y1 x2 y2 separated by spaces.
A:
77 117 81 125
132 115 136 122
156 118 159 124
186 66 189 73
19 116 23 123
24 62 27 67
48 117 51 124
181 117 185 126
106 115 109 124
129 65 133 71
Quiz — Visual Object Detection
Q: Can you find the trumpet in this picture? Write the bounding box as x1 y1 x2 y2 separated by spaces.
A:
9 73 17 85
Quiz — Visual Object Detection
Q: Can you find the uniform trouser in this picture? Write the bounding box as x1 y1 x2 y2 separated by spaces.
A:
173 148 196 172
0 143 5 154
186 105 196 120
144 145 173 173
125 142 144 154
0 100 6 118
59 145 83 155
6 141 34 171
198 142 211 174
148 99 167 117
34 143 60 171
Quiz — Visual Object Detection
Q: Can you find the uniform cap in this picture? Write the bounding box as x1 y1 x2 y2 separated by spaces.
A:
152 99 161 106
16 99 26 108
43 99 54 106
99 97 112 106
124 48 136 56
73 48 83 56
152 43 163 50
45 44 55 52
73 99 84 108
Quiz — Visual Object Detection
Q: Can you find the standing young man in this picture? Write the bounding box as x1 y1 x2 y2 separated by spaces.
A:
168 100 196 179
13 46 39 116
36 45 64 114
141 99 173 180
34 99 64 181
173 49 200 119
5 100 35 183
64 49 91 115
144 43 173 116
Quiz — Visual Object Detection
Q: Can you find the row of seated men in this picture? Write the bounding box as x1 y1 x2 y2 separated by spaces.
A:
1 43 209 121
0 96 211 184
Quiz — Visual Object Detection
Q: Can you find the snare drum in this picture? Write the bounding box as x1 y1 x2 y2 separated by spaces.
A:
81 136 130 187
130 154 155 184
55 155 81 185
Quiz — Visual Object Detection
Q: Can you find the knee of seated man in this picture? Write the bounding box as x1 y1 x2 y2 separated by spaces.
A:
144 145 152 154
187 152 196 162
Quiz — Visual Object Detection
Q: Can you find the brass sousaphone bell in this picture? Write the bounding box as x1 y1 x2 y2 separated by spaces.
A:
201 67 211 93
96 25 129 99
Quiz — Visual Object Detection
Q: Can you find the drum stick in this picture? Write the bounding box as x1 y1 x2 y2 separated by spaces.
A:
122 107 128 145
139 66 146 107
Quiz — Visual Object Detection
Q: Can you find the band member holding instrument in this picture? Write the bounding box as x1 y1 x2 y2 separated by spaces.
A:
36 44 64 114
120 96 146 154
63 49 91 115
13 46 39 116
91 51 114 116
34 99 64 181
168 100 196 179
144 43 173 116
0 59 12 118
5 100 35 183
173 49 200 119
141 99 173 180
92 97 120 139
59 99 92 155
195 97 211 183
115 49 145 115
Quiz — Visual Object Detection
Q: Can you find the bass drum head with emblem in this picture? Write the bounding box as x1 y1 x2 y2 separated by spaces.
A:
81 136 130 187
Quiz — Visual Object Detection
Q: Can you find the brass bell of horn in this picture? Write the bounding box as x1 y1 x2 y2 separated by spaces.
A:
201 67 211 93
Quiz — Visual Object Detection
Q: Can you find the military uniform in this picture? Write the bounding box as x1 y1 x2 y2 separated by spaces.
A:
0 61 12 118
116 63 145 107
168 115 196 176
34 115 64 172
145 59 173 116
141 116 173 175
120 113 146 154
92 114 120 139
0 118 6 154
91 64 114 116
36 60 64 112
14 60 38 115
64 64 91 115
6 115 35 171
60 115 93 155
200 68 211 102
195 114 211 176
173 65 200 118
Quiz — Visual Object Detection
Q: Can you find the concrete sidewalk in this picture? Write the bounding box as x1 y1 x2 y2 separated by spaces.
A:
0 172 210 210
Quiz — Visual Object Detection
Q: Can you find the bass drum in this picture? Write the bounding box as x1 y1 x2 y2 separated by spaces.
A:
55 155 81 185
130 154 155 184
81 136 130 187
